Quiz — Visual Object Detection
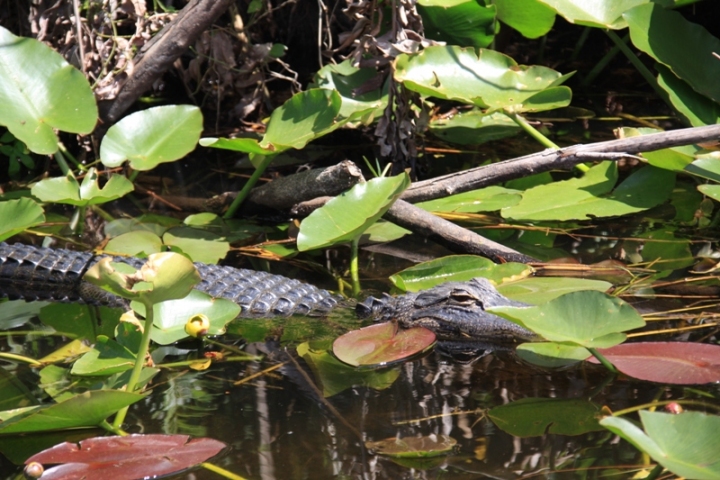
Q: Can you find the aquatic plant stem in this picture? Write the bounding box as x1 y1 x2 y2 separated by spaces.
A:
587 347 618 374
605 30 665 100
113 300 155 429
0 352 43 367
505 111 590 173
224 154 275 218
201 462 248 480
350 236 361 297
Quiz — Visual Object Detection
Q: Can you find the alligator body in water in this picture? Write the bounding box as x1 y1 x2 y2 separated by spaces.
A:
0 242 534 341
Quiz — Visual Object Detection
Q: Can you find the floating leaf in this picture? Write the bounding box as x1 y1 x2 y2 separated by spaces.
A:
365 434 457 458
333 322 436 367
497 277 612 304
656 64 720 127
489 290 645 348
105 230 164 257
516 342 591 368
26 434 226 480
163 226 229 264
0 26 97 154
389 255 531 292
71 336 136 376
587 342 720 384
489 398 602 437
495 0 556 38
418 0 496 48
313 60 387 121
0 390 144 434
600 411 720 480
536 0 652 29
100 105 203 171
395 45 571 113
417 186 521 213
0 198 45 241
298 174 410 251
429 110 522 145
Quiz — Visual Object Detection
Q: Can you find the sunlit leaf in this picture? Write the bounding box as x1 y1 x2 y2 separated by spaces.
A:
601 411 720 480
0 198 45 241
625 3 720 105
31 168 133 206
656 64 720 127
395 46 571 113
100 105 203 171
497 277 612 304
0 390 145 434
333 322 436 367
105 230 164 257
588 342 720 384
516 342 591 368
495 0 555 38
0 26 97 154
489 398 602 437
26 434 226 480
489 290 645 348
313 60 387 121
428 110 521 145
71 336 136 376
297 174 410 251
163 226 229 264
536 0 657 29
418 0 496 48
417 186 521 213
199 136 273 155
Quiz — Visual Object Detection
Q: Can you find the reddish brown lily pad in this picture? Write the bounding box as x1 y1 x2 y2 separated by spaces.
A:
25 434 226 480
333 322 436 367
588 342 720 384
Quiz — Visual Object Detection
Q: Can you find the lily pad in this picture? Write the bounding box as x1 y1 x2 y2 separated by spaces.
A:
31 168 134 207
26 434 226 480
600 411 720 480
516 342 591 368
71 335 136 376
536 0 656 29
497 277 612 304
588 342 720 384
105 230 164 257
418 0 496 48
100 105 203 171
0 198 45 241
333 322 436 367
489 398 603 437
395 45 571 113
488 290 645 348
365 434 456 458
298 174 410 251
0 26 97 154
428 110 522 145
417 186 522 213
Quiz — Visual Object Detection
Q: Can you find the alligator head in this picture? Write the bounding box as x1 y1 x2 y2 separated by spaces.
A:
356 277 536 341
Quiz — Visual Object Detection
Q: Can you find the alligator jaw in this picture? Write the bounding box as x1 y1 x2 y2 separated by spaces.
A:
356 277 536 341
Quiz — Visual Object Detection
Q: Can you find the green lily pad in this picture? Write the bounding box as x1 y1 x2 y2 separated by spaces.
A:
497 277 612 304
417 186 521 213
0 390 145 434
0 198 45 241
0 26 97 154
656 64 720 127
418 0 496 48
395 45 571 113
389 255 531 292
105 231 164 257
516 342 591 368
313 60 387 121
428 110 522 145
488 290 645 348
298 174 410 251
100 105 203 171
536 0 657 29
162 226 229 264
31 168 134 207
495 0 556 39
600 411 720 480
489 398 603 437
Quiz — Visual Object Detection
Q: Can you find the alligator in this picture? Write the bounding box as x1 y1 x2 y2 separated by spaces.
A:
0 242 535 342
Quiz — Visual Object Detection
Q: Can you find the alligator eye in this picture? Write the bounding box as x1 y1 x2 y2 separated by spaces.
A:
448 291 481 306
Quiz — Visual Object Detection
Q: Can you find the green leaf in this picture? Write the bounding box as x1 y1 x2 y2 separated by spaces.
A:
625 3 720 104
142 290 240 345
429 110 521 145
0 198 45 241
71 335 136 376
699 184 720 203
100 105 203 170
489 398 602 437
686 157 720 183
0 390 145 434
502 162 675 221
105 231 164 257
390 256 531 292
417 186 521 213
39 304 121 341
497 277 612 304
31 168 134 206
618 127 698 171
656 64 720 127
489 290 645 348
600 411 720 480
536 0 660 29
394 46 571 113
297 174 410 251
313 60 387 121
162 226 230 264
134 252 201 305
495 0 556 39
418 0 497 48
0 26 97 154
260 89 343 151
198 137 274 155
